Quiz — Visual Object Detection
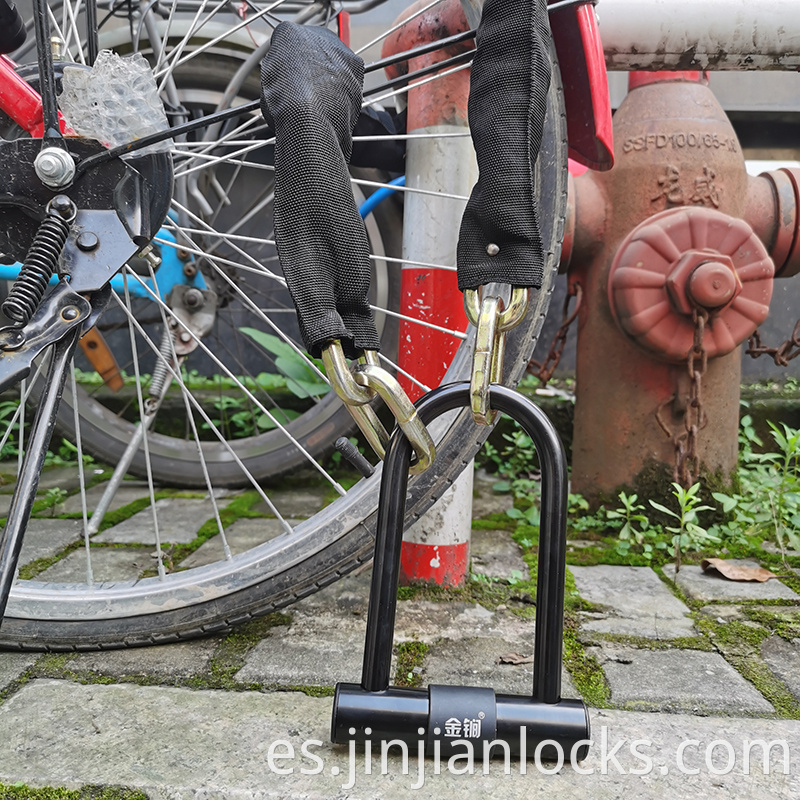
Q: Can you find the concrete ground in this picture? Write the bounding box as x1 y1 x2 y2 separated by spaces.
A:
1 469 800 798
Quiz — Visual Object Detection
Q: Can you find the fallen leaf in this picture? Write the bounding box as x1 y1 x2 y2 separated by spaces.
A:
700 558 777 583
497 652 534 665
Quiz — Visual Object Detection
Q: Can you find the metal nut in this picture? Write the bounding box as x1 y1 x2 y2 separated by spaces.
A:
35 148 76 189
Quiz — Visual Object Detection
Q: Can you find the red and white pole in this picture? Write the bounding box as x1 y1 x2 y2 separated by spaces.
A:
383 0 476 586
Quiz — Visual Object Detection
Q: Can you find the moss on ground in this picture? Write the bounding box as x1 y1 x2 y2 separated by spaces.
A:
694 615 800 719
580 632 714 652
394 641 430 688
197 612 293 690
0 785 147 800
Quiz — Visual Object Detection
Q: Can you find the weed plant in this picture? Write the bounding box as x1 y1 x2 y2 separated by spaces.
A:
485 414 800 567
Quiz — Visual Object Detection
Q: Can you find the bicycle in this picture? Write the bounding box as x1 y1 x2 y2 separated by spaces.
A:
0 0 573 649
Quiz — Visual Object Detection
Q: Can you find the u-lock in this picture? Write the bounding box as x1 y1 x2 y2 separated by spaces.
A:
331 382 591 763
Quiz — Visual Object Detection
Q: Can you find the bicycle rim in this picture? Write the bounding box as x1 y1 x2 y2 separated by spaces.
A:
0 0 567 649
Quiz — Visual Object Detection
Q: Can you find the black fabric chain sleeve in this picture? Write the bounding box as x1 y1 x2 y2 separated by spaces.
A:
260 23 380 359
456 0 552 291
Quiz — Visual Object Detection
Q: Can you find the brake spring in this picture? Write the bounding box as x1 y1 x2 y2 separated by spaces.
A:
1 196 75 326
145 325 176 412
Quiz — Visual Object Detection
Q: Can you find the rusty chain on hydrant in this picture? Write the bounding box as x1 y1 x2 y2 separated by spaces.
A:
656 308 709 488
527 282 582 386
746 319 800 367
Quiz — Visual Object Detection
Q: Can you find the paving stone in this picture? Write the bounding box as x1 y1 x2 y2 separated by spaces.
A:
236 600 527 689
394 600 534 644
591 646 774 714
234 612 370 686
0 652 37 690
424 636 578 698
16 518 83 568
37 547 153 583
570 565 694 639
698 604 748 623
60 481 151 515
472 470 514 519
761 541 800 558
0 493 12 516
251 486 328 518
664 561 799 603
5 681 798 798
470 527 528 580
94 497 230 544
179 517 299 569
29 466 85 493
292 566 372 614
69 640 218 681
762 636 800 702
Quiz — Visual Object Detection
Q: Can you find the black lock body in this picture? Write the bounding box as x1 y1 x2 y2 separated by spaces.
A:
331 383 591 762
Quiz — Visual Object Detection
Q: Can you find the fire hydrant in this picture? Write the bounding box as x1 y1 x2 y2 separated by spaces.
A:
563 72 800 503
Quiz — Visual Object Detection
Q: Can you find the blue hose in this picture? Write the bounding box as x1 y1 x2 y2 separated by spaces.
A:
358 175 405 219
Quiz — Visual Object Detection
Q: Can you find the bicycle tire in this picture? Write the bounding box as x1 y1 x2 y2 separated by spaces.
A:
0 1 567 649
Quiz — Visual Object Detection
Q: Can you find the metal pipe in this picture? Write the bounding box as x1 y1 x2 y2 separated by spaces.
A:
596 0 800 70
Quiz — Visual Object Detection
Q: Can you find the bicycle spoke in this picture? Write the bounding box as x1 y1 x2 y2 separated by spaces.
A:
155 0 286 83
68 363 94 586
121 273 167 580
109 282 323 521
146 261 230 558
117 268 343 490
354 0 445 55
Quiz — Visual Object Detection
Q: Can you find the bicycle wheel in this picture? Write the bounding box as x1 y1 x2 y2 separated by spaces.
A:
0 0 567 649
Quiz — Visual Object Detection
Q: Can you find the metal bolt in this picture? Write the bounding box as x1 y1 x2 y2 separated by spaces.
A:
138 244 162 269
35 148 76 189
183 288 204 308
486 243 500 256
179 332 192 343
49 195 76 220
177 249 190 262
61 306 79 321
182 263 197 278
76 232 99 252
51 36 66 61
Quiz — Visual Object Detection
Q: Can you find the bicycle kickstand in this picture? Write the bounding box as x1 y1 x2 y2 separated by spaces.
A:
0 324 82 621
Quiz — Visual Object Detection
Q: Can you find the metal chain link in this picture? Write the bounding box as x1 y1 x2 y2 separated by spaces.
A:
656 308 709 487
527 282 582 386
746 319 800 367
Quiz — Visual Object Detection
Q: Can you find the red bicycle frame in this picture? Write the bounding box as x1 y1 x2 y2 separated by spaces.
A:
0 54 72 137
550 0 614 171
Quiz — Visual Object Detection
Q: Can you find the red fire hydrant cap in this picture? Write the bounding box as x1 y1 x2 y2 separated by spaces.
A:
608 207 774 362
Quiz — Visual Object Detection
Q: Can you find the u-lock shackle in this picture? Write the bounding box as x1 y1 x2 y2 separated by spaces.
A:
331 382 591 762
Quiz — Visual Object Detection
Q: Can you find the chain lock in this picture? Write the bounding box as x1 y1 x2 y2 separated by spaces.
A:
464 286 529 425
321 341 435 475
